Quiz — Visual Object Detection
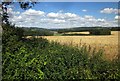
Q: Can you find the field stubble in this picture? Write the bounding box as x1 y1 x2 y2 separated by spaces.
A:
42 31 119 60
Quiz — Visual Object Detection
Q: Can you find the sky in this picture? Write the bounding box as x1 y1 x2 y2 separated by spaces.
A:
7 2 120 29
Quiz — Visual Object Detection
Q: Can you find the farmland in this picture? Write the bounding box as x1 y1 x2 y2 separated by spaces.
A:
2 2 120 80
42 31 119 60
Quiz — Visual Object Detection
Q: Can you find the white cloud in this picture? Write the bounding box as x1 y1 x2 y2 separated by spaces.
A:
82 9 87 12
84 15 94 19
47 12 60 18
97 18 105 22
7 8 20 18
52 19 66 23
114 15 120 26
8 8 20 15
83 15 97 22
65 13 78 18
115 15 120 20
8 9 118 28
47 12 78 19
100 8 119 14
22 9 45 16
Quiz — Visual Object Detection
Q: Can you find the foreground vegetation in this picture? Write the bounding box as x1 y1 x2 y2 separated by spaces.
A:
2 24 120 80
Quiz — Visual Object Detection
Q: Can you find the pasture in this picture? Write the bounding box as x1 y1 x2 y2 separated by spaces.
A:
42 31 119 60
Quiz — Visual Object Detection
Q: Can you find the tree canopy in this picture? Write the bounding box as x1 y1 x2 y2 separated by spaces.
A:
2 2 37 24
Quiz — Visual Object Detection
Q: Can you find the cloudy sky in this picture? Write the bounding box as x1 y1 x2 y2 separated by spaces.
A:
7 2 119 29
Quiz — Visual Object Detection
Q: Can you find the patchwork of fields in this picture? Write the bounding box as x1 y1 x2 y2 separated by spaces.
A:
42 31 119 60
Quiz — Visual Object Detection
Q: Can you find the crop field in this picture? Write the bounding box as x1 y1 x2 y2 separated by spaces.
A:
65 32 90 34
42 31 119 60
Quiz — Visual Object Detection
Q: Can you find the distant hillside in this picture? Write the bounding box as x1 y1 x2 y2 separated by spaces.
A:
18 27 120 36
21 27 54 36
50 27 120 33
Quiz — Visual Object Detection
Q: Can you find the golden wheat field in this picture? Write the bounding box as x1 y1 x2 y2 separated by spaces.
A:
42 31 119 60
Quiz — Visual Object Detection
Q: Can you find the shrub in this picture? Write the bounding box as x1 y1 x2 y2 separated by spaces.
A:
2 40 120 80
89 28 111 35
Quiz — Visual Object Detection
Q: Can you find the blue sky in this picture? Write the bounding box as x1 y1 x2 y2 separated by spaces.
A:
8 2 119 28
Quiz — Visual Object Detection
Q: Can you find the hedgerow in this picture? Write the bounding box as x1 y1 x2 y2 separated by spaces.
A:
89 28 111 35
2 39 120 80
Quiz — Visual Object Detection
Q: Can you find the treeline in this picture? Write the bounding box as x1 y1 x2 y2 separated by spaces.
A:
51 27 120 33
110 27 120 31
89 28 111 35
21 27 54 36
15 27 120 36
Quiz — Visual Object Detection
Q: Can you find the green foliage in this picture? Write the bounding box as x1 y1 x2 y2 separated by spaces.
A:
89 28 111 35
2 24 24 41
56 27 112 36
2 24 24 53
56 27 112 34
22 27 54 36
110 27 120 31
3 40 120 80
2 24 49 80
2 24 120 80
